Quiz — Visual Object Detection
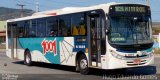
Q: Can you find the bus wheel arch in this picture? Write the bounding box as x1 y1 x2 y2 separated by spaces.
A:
76 51 89 74
24 48 32 66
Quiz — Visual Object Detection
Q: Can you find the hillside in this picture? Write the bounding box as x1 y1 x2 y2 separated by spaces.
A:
0 7 35 20
153 22 160 26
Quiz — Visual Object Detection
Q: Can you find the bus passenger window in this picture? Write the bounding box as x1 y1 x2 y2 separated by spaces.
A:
62 27 68 36
59 19 66 36
29 20 37 37
72 13 86 36
79 25 86 35
46 17 58 37
19 32 23 37
49 30 57 37
29 31 36 37
17 22 24 37
72 26 79 35
59 15 71 37
37 19 46 37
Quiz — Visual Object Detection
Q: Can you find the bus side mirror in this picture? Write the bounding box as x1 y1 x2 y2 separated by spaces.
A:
106 29 110 35
106 19 110 35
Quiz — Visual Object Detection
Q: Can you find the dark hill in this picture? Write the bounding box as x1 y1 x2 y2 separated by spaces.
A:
0 7 35 20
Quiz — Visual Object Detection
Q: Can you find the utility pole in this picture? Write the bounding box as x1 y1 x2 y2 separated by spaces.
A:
146 0 150 6
17 4 25 17
36 1 39 12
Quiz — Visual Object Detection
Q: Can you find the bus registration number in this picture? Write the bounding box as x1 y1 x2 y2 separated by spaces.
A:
133 59 141 64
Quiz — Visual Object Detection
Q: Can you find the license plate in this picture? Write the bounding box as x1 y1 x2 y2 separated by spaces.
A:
133 59 141 64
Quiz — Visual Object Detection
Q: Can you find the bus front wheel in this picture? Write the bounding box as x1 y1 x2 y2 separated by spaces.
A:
78 54 89 75
24 50 32 66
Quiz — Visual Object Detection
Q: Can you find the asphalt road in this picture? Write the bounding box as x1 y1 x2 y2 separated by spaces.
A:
0 52 159 80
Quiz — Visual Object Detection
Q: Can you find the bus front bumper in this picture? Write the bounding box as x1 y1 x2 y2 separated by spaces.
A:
107 55 154 69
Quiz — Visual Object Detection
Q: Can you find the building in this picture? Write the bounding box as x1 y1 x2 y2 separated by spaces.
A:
0 21 6 43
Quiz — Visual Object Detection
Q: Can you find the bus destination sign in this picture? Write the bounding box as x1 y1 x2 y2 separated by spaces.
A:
114 6 146 13
109 4 150 14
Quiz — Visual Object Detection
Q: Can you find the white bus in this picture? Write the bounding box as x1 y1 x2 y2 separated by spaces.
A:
6 2 154 74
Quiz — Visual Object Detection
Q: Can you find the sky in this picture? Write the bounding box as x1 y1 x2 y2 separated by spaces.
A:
0 0 160 22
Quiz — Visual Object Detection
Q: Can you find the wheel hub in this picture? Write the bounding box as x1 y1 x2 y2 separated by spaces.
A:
80 59 87 70
26 54 30 63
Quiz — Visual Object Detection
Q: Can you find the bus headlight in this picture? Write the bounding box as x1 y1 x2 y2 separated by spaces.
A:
110 50 126 60
147 51 154 58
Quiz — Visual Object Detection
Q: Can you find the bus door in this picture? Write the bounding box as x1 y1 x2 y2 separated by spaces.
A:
88 15 101 67
10 24 17 59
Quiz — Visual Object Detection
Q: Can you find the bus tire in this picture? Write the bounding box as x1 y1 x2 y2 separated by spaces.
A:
78 54 89 75
24 50 32 66
76 60 80 72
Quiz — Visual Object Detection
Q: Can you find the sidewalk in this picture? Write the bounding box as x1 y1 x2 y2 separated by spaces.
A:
154 53 160 57
0 49 5 53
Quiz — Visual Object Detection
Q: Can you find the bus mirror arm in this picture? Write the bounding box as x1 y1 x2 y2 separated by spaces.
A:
106 19 110 35
106 29 110 35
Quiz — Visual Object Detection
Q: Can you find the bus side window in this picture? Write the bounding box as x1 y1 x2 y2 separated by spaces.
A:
72 26 79 35
49 30 57 37
17 21 24 37
47 17 58 37
72 13 86 36
59 15 71 37
37 19 46 37
30 31 36 37
17 21 30 38
79 24 86 35
59 19 66 36
29 19 37 37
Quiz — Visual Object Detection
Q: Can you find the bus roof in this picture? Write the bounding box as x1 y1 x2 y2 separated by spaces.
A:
7 2 148 22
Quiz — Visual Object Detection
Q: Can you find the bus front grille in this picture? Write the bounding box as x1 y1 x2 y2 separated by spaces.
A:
126 60 146 66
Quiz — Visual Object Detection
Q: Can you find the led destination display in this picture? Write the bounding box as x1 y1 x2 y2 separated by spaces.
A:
115 6 146 13
109 4 150 14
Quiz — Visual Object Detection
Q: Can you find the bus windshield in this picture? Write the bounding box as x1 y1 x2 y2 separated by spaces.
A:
109 16 152 46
